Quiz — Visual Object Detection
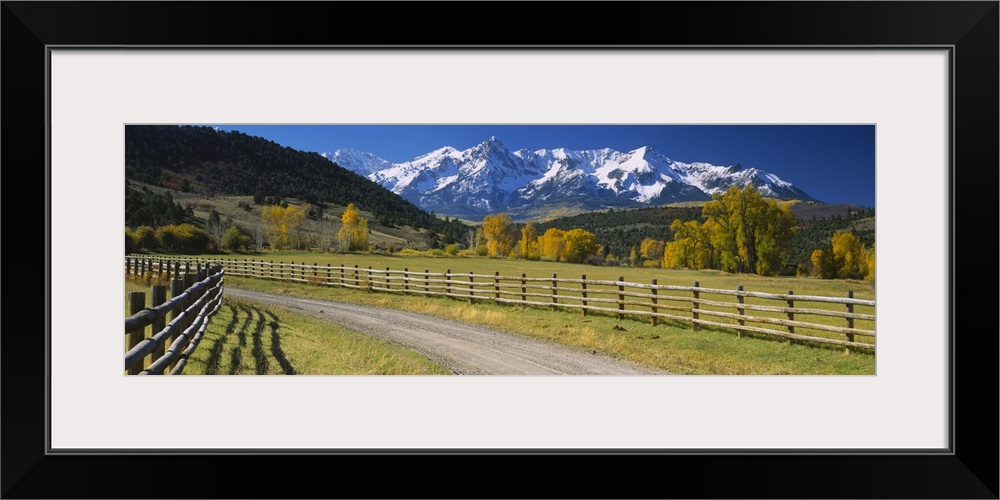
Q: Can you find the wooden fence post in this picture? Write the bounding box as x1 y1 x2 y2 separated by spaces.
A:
446 269 452 297
150 285 167 367
692 281 700 331
126 292 146 375
168 278 185 372
314 263 318 283
367 266 372 289
651 279 658 326
354 265 359 287
494 272 500 304
618 276 625 320
424 270 430 294
340 264 345 286
404 268 410 293
521 274 526 303
551 273 558 311
386 267 392 291
845 291 855 354
327 263 331 285
180 273 198 363
786 290 796 343
468 272 474 303
737 285 745 338
581 275 588 317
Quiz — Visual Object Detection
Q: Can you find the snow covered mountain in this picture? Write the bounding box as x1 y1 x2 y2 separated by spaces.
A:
321 148 394 177
325 137 819 219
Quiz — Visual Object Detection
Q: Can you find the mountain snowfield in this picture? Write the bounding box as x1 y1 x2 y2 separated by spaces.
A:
325 137 819 219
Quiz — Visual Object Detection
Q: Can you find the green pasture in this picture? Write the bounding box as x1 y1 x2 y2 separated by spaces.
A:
127 252 876 374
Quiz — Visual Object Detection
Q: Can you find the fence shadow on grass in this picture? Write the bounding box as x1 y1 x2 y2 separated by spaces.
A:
226 304 252 375
265 310 296 375
203 303 239 375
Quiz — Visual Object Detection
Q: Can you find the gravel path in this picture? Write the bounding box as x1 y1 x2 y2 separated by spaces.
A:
226 288 671 375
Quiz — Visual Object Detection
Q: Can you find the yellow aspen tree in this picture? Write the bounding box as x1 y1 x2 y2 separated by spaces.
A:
864 244 875 281
831 231 865 279
261 205 297 250
519 221 539 260
338 203 368 252
540 228 566 262
482 213 516 258
563 228 598 264
639 238 665 266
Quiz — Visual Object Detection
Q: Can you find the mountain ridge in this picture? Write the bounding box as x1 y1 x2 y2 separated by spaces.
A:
328 137 821 220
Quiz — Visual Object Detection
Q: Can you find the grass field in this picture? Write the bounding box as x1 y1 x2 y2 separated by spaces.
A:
124 279 449 375
151 250 875 299
127 252 876 374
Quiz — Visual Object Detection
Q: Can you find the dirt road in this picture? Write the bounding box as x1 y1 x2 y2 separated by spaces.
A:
226 288 670 375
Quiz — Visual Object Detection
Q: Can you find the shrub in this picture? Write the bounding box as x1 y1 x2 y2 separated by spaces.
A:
125 228 137 254
134 225 158 250
221 226 245 252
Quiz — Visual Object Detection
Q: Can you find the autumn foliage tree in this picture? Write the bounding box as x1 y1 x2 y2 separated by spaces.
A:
154 223 210 253
663 219 717 270
519 221 540 260
702 185 796 275
810 231 874 281
639 238 665 267
482 213 518 258
133 225 158 250
337 203 369 252
563 228 599 264
538 228 567 262
262 204 307 250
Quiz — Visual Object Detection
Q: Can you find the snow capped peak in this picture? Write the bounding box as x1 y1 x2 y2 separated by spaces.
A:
331 140 817 218
474 136 509 153
322 148 393 176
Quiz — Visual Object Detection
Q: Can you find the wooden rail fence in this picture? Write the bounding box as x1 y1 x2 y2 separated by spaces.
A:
124 264 225 374
126 256 875 352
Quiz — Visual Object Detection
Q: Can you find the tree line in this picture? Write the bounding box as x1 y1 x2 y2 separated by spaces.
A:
472 185 873 281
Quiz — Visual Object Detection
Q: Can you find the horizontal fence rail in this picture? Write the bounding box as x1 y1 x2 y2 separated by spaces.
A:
127 256 875 352
124 264 225 374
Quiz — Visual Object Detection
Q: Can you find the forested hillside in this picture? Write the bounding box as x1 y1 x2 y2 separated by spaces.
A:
124 125 467 243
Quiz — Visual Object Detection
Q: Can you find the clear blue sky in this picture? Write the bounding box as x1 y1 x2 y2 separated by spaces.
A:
208 124 875 207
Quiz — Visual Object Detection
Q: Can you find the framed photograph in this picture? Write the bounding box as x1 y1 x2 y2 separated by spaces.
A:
6 2 996 498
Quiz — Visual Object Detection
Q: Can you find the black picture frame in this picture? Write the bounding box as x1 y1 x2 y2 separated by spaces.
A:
3 2 997 498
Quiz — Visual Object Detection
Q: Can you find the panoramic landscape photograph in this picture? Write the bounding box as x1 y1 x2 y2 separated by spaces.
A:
123 124 876 376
